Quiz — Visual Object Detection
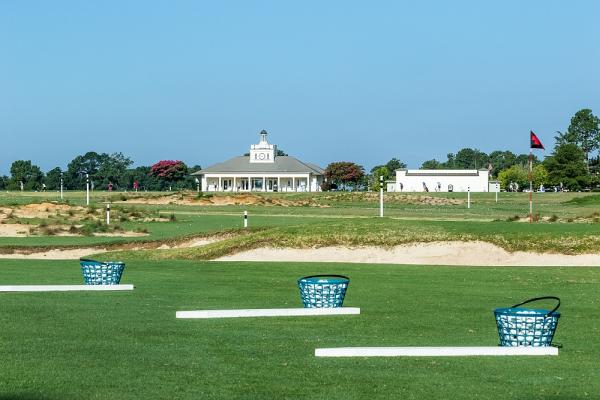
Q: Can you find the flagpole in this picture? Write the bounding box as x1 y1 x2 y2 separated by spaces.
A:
529 148 533 223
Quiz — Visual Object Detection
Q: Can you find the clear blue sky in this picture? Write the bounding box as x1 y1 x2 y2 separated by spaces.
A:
1 1 599 175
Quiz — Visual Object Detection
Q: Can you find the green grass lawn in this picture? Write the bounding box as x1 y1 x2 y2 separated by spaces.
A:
2 191 599 255
0 213 321 249
1 259 599 399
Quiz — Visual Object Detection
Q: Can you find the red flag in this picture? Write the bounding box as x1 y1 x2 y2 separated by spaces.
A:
530 131 544 149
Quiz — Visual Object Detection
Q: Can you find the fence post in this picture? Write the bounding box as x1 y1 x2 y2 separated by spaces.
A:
467 187 471 209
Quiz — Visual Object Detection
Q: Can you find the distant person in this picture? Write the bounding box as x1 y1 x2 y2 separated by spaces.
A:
42 183 46 192
108 182 113 192
399 182 403 192
133 180 139 192
422 182 429 192
20 180 24 191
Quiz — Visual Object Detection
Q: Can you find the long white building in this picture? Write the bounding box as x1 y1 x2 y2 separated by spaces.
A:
193 131 324 192
389 169 490 192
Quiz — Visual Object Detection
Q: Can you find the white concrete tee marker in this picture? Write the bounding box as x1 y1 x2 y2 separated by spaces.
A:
176 307 360 319
315 346 558 357
0 285 134 292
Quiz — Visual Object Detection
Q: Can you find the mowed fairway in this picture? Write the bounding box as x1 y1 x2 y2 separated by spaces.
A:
1 259 599 399
1 191 600 399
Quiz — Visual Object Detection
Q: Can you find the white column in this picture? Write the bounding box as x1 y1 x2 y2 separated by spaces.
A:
307 174 311 192
293 177 296 192
249 177 252 191
218 177 222 192
262 177 266 192
277 177 281 192
233 177 237 192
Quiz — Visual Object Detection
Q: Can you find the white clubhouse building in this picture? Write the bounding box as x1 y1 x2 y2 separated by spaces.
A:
388 169 490 192
193 131 324 192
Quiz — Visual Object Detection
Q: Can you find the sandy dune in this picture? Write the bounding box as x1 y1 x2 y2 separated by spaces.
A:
216 241 600 267
3 240 598 265
0 248 106 260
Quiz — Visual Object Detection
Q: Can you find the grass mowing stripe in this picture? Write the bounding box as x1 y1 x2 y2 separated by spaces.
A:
1 259 599 399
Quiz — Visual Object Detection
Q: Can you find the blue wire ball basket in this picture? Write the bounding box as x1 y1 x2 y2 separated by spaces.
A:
297 275 350 308
80 258 125 285
494 296 561 347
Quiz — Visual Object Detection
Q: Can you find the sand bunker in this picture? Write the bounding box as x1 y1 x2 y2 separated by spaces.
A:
0 224 33 237
118 193 327 207
1 202 86 219
216 241 600 267
0 247 107 260
0 234 226 259
0 223 147 238
156 237 222 250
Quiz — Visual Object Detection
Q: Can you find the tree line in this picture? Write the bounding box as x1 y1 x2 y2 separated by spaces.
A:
323 108 600 191
0 152 200 192
2 109 598 193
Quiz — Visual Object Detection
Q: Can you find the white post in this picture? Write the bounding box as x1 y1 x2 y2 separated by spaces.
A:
277 177 281 192
262 177 266 192
233 177 237 192
495 187 498 203
106 203 110 225
218 177 222 192
467 187 471 209
293 177 296 192
379 175 384 217
244 211 248 228
86 173 90 206
60 175 64 200
529 149 533 223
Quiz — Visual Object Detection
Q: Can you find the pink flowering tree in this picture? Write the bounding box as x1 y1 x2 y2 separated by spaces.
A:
149 160 188 189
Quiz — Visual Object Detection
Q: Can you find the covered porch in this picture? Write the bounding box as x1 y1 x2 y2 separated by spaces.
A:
203 175 313 192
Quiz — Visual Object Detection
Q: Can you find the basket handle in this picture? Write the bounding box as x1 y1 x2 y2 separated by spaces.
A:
299 274 349 281
79 258 102 263
510 296 561 317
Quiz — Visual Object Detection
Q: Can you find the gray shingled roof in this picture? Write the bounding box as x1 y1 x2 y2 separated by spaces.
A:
192 156 324 175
